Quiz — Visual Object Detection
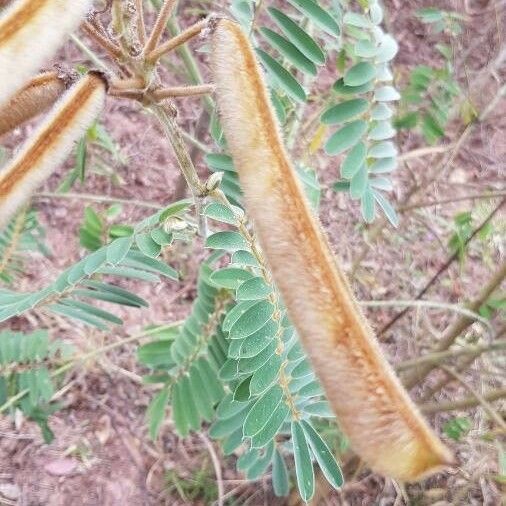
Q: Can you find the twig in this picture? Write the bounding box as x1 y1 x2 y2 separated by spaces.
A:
134 0 147 44
147 19 208 63
398 191 506 212
0 322 183 414
420 387 506 416
70 34 110 72
439 366 506 430
396 339 506 371
362 299 492 330
83 20 123 60
144 0 177 55
380 198 506 335
152 84 215 99
402 262 506 388
199 434 224 506
34 191 163 209
419 324 506 402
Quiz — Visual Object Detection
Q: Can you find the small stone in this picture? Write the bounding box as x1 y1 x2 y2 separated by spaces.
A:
44 458 78 476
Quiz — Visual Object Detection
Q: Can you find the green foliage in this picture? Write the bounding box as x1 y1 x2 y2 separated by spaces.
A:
0 208 49 284
58 122 125 192
395 62 460 144
416 7 465 36
443 417 471 441
0 205 185 329
79 204 134 251
0 330 71 442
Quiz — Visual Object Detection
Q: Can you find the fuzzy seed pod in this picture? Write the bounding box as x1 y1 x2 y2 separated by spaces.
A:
0 71 68 136
211 19 454 482
0 0 92 106
0 73 106 227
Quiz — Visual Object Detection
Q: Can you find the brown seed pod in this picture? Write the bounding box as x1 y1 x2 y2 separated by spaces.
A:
0 73 107 227
211 19 454 482
0 71 68 136
0 0 92 106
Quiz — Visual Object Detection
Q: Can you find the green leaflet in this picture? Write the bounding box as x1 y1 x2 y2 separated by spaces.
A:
287 0 340 37
256 49 306 102
292 421 315 501
321 99 369 124
325 120 367 155
344 62 376 87
268 8 325 65
301 420 344 490
205 231 248 252
243 384 284 437
260 27 317 76
272 449 290 497
341 142 367 179
229 300 275 339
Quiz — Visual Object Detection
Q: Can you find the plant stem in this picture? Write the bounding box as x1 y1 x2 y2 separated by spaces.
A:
380 198 505 335
0 322 182 414
420 387 506 415
396 339 506 372
144 0 177 54
34 191 162 209
402 262 506 389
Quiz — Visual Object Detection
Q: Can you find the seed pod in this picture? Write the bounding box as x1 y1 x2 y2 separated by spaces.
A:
0 71 68 136
0 0 92 106
0 73 106 227
211 19 454 482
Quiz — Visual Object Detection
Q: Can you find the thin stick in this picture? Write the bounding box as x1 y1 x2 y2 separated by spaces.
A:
420 388 506 414
402 262 506 389
396 339 506 372
34 191 163 209
398 191 506 212
143 0 177 54
70 34 110 72
380 198 506 335
147 19 208 63
83 20 122 60
199 434 224 506
134 0 147 44
152 84 215 100
439 366 506 430
0 322 183 414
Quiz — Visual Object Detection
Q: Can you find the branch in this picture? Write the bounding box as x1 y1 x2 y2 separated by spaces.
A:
396 339 506 372
143 0 177 54
402 262 506 388
147 19 208 63
152 84 215 100
420 388 506 415
380 198 506 335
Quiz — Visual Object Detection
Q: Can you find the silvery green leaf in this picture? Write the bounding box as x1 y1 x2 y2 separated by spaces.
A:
236 276 272 300
370 157 397 173
373 190 399 227
361 187 376 223
272 449 290 496
354 40 378 58
292 421 315 501
370 177 394 191
325 120 367 155
341 142 366 179
370 3 383 24
343 12 370 28
344 62 376 86
368 141 398 158
210 268 253 289
321 99 369 124
370 103 393 120
376 35 399 63
368 121 396 141
243 384 284 438
350 164 368 199
374 86 401 101
229 300 275 339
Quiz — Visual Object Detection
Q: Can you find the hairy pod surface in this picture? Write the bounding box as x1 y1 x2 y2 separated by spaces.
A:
0 71 67 136
211 19 454 482
0 73 106 227
0 0 92 106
